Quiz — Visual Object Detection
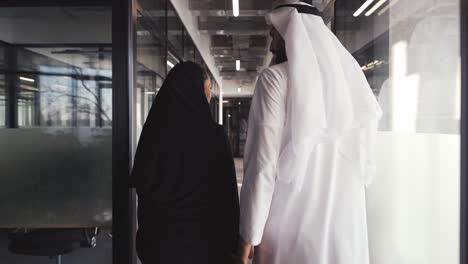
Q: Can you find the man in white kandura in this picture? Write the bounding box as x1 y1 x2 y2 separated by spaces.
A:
238 1 382 263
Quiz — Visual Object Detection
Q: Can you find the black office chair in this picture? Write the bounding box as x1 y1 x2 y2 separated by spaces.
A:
8 228 99 264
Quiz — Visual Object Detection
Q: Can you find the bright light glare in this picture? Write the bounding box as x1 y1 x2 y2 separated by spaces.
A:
365 0 387 16
167 61 175 68
353 0 375 17
233 0 239 17
236 60 241 71
19 76 35 83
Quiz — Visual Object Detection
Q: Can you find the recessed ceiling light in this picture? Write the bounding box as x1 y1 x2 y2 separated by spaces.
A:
365 0 387 16
353 0 375 17
19 76 35 83
233 0 239 17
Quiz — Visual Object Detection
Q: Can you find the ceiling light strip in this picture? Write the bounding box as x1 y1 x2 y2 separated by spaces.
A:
365 0 387 16
353 0 376 17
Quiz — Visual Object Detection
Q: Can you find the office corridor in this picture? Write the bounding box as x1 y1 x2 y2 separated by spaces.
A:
235 158 244 193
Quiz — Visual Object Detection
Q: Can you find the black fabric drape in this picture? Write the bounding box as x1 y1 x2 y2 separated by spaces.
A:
131 61 239 264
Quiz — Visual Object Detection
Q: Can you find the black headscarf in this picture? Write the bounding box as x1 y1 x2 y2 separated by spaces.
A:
131 61 239 264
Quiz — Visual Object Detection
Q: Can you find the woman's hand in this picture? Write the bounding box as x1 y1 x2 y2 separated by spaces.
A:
239 238 254 264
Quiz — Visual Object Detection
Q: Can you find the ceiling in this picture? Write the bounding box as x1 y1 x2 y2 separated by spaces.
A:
188 0 324 96
188 0 272 96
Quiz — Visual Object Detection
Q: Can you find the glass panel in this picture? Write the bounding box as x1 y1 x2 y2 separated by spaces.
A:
183 29 196 61
135 0 166 142
167 3 184 59
0 74 5 128
194 48 204 68
0 44 6 128
0 5 112 263
335 0 460 263
167 50 181 75
15 47 112 128
222 98 251 157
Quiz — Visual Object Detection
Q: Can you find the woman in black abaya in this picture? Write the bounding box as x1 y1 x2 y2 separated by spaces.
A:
131 61 240 264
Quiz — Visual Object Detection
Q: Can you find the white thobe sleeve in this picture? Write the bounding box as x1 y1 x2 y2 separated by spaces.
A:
239 68 285 246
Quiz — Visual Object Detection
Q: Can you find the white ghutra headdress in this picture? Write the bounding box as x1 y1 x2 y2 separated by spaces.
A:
267 1 382 191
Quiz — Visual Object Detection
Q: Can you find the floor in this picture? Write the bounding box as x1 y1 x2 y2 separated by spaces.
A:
235 158 244 193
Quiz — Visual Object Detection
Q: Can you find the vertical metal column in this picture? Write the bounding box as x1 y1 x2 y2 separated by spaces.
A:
461 0 468 262
112 0 137 263
7 45 17 128
71 77 78 127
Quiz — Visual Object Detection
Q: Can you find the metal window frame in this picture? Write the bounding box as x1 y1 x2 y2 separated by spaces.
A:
460 0 468 262
112 0 137 263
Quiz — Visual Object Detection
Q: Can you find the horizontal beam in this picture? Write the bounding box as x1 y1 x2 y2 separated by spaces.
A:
222 76 257 81
192 10 269 17
199 20 268 31
189 0 272 11
200 29 268 35
220 71 260 78
215 57 264 64
211 46 266 53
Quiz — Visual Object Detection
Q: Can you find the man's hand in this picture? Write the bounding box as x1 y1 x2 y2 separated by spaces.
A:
239 238 254 264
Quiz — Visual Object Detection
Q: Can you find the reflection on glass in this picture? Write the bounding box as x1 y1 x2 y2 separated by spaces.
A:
183 31 196 61
135 0 166 142
0 74 5 128
167 50 180 75
0 2 112 231
335 0 460 263
15 47 112 128
0 44 6 127
167 3 184 59
0 4 113 263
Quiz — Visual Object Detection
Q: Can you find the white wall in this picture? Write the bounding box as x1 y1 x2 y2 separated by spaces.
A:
369 132 459 264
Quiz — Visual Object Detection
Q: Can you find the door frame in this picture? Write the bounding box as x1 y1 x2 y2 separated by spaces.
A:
460 0 468 262
112 0 137 263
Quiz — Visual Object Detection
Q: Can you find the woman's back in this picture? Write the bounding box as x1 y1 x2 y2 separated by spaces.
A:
132 62 239 264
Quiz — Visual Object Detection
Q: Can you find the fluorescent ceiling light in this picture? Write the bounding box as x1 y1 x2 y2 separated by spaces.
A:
167 60 175 68
145 91 156 95
237 87 242 93
19 76 35 83
378 0 399 16
233 0 239 17
223 100 229 103
353 0 375 17
236 60 241 71
365 0 387 16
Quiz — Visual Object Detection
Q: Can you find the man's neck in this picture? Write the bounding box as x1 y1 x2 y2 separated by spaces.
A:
273 47 288 65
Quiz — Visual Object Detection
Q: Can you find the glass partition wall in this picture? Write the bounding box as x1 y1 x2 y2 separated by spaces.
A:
134 0 220 143
0 3 113 263
335 0 462 263
0 44 6 128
